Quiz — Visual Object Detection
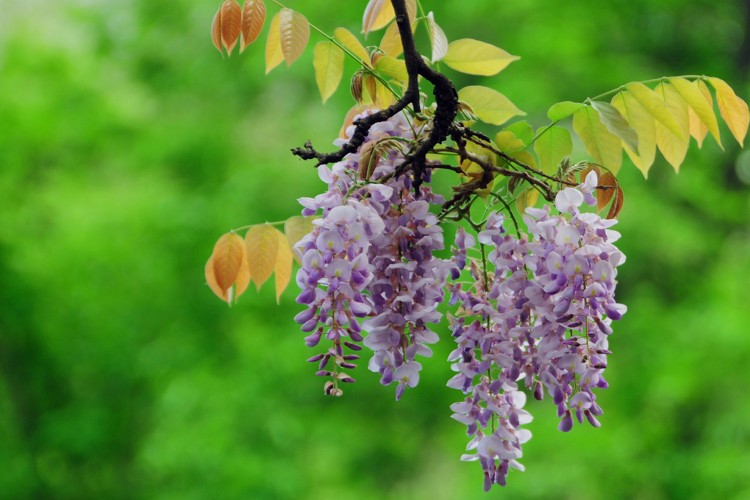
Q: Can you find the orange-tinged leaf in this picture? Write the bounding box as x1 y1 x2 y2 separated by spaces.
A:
606 186 624 219
334 27 371 67
240 0 266 52
234 253 251 302
708 76 750 146
220 0 242 54
443 39 519 76
313 41 345 103
279 8 309 67
426 12 448 63
611 91 656 178
596 172 617 212
205 255 228 302
668 77 721 148
265 12 284 73
211 232 246 292
245 224 279 290
363 0 395 35
211 5 223 53
274 230 293 303
339 104 375 138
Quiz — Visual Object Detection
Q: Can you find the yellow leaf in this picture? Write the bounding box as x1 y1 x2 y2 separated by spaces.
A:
240 0 266 52
654 82 690 173
458 86 525 126
334 27 371 67
362 0 395 35
443 39 519 76
274 230 293 304
284 216 316 263
211 232 246 291
516 188 539 213
405 0 417 23
265 12 284 73
205 255 228 302
211 5 223 54
313 42 344 103
494 131 526 154
220 0 242 54
625 82 687 141
245 224 279 290
708 77 750 146
375 80 395 107
426 12 448 63
375 55 408 84
668 77 721 148
572 106 622 173
378 21 403 58
279 8 309 67
611 91 657 178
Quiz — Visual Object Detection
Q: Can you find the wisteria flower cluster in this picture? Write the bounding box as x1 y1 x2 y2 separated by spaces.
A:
295 112 454 399
293 113 626 489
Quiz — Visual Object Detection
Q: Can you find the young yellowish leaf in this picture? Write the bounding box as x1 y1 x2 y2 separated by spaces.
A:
516 188 539 213
708 76 750 146
611 91 657 178
668 77 721 148
240 0 266 52
426 12 448 63
458 86 525 126
334 27 371 67
443 39 519 76
363 0 395 35
375 80 395 107
494 131 526 154
405 0 417 23
654 82 690 172
245 224 279 290
375 55 408 84
313 42 345 103
625 82 687 141
274 229 293 303
278 8 309 67
378 21 403 58
534 126 573 175
547 101 585 122
211 232 246 291
220 0 242 54
211 5 223 54
572 106 623 173
590 100 639 152
284 215 316 263
265 12 284 73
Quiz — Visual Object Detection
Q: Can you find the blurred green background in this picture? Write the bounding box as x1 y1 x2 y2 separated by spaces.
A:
1 0 749 498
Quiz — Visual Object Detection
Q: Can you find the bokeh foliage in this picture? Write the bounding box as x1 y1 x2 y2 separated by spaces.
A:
0 0 749 498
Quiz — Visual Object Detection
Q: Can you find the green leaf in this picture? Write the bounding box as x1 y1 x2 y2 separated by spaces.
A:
504 121 534 147
442 39 519 76
708 76 750 146
572 106 622 173
668 77 722 148
611 91 656 178
458 86 525 126
625 82 686 140
313 42 344 103
654 82 690 172
245 224 279 290
590 100 639 152
534 126 573 175
547 101 585 122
